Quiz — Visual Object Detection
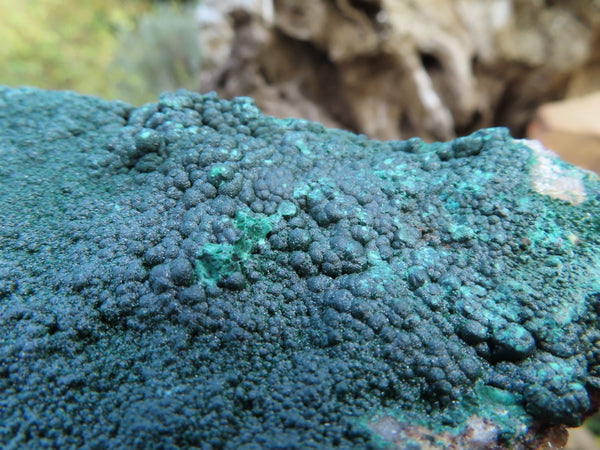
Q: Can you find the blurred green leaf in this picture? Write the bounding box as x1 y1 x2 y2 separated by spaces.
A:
0 0 150 100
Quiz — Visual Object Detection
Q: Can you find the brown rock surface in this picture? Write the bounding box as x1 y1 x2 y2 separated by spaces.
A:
195 0 600 141
566 426 600 450
527 92 600 174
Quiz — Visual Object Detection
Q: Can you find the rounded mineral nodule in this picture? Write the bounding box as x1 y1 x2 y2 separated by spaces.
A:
491 323 536 361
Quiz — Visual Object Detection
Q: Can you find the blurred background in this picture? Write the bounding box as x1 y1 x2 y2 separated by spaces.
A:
1 0 599 447
0 0 598 167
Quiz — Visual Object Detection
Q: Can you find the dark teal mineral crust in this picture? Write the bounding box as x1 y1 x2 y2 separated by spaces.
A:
1 87 600 449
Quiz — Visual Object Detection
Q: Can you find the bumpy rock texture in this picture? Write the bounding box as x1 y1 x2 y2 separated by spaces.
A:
2 87 600 449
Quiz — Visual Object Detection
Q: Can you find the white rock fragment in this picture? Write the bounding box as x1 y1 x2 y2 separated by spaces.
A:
521 139 595 206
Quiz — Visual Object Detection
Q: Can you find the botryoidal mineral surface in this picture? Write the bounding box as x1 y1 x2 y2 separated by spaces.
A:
1 87 600 449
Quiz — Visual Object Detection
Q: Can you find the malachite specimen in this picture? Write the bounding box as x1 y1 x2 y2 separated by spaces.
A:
1 87 600 449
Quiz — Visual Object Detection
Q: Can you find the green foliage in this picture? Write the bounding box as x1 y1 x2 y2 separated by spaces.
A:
0 0 148 99
0 1 202 104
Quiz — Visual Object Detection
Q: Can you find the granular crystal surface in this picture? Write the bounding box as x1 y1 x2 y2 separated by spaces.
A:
1 87 600 449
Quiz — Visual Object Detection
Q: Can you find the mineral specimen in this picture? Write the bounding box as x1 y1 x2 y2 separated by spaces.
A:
1 87 600 449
